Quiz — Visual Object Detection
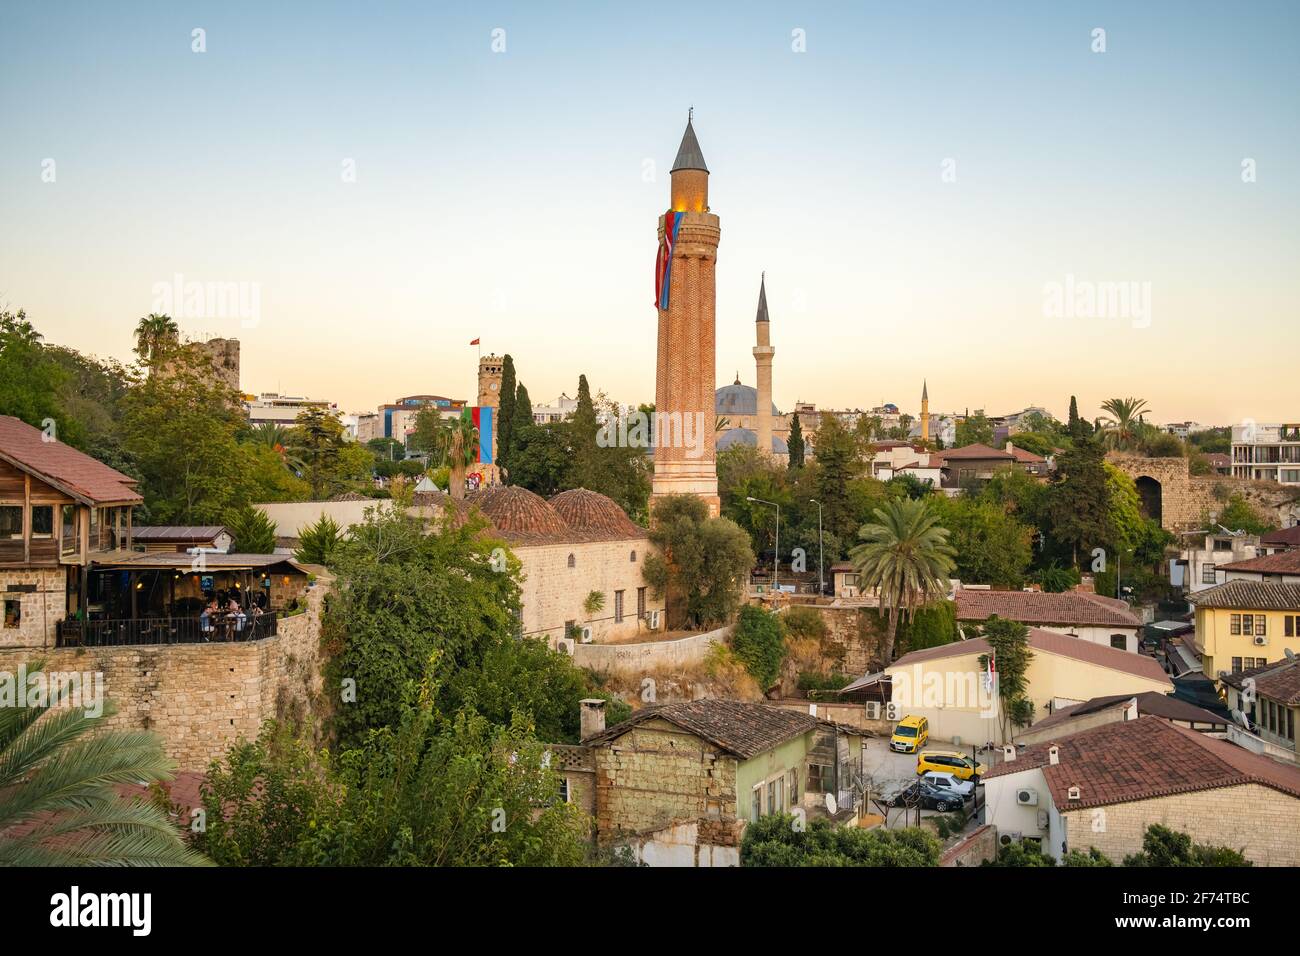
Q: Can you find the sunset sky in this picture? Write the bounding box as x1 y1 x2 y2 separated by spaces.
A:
2 1 1297 426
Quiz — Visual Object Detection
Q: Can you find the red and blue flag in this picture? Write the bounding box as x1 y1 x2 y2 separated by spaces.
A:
655 210 683 310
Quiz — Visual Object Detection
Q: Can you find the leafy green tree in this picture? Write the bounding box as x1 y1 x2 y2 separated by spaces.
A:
509 420 571 498
288 407 370 500
643 495 754 630
225 504 278 553
849 497 956 665
955 411 994 447
934 498 1033 588
295 513 345 565
731 605 787 689
1046 431 1114 567
787 413 805 469
1098 397 1151 451
567 374 600 488
1123 824 1250 867
812 414 865 545
0 664 209 866
895 600 958 653
742 814 941 866
0 310 85 446
983 839 1057 867
1215 493 1273 535
1062 846 1114 866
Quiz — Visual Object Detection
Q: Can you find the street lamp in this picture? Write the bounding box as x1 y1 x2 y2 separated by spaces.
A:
746 496 780 591
809 498 824 595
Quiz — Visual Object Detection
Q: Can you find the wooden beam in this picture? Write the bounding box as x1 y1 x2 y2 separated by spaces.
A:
23 473 30 564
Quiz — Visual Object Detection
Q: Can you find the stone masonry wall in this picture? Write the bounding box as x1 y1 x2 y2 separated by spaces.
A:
592 717 739 847
0 567 65 648
1062 782 1300 866
0 580 326 772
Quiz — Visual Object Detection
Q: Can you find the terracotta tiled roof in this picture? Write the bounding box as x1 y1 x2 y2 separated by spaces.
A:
1189 580 1300 611
1006 446 1048 463
583 699 822 759
1221 658 1300 706
1217 550 1300 575
549 488 647 540
983 716 1300 808
0 415 141 505
1261 526 1300 548
890 627 1170 684
937 443 1010 461
954 588 1141 628
468 485 571 543
1027 692 1226 733
132 525 228 541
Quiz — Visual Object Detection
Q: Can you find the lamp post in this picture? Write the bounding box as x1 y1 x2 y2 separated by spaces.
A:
746 496 780 591
809 498 824 595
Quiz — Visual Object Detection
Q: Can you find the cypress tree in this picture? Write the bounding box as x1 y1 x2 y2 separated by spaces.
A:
569 374 600 490
787 414 805 469
496 354 516 476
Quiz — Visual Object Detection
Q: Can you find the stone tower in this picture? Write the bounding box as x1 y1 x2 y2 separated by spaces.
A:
478 354 503 408
652 115 720 517
921 380 930 443
753 274 775 457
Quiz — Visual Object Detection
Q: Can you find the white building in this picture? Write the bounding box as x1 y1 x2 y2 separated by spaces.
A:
1232 422 1300 485
533 393 578 424
245 393 337 428
1173 530 1263 592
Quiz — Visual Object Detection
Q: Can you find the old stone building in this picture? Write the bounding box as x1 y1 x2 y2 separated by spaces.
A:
553 698 866 866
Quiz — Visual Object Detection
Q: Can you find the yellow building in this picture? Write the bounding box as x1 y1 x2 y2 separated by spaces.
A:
1188 580 1300 679
883 627 1172 745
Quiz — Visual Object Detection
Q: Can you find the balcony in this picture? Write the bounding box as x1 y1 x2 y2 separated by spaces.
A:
56 611 278 648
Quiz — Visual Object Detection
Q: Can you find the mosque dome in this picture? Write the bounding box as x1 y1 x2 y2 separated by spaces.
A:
715 379 779 417
716 427 789 455
470 485 570 541
550 488 645 539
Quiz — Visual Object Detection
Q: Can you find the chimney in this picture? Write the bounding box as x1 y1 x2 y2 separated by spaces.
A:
1002 744 1016 762
1048 745 1060 765
579 698 607 740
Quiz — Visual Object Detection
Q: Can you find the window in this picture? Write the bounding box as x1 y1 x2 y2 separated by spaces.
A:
3 599 19 629
61 506 77 555
636 587 646 619
30 506 53 538
1213 538 1233 551
1230 614 1241 635
787 769 799 808
751 787 761 820
614 590 625 624
0 506 20 539
1231 657 1243 673
629 550 637 563
806 763 832 793
1257 615 1266 637
566 553 575 569
1288 616 1296 638
1110 634 1127 650
1243 614 1254 636
767 780 778 816
557 777 570 804
1202 563 1217 584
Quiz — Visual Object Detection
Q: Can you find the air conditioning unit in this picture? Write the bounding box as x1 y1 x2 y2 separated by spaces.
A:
864 701 881 720
580 625 594 644
1016 788 1039 806
999 832 1022 847
1253 636 1268 646
647 609 661 630
555 637 575 656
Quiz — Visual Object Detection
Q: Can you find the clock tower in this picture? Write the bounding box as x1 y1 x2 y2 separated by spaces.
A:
478 354 503 408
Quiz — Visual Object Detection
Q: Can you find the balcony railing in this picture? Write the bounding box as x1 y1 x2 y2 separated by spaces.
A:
56 611 278 648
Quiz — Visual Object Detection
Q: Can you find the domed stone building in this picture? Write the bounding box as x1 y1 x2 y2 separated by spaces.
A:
457 485 663 650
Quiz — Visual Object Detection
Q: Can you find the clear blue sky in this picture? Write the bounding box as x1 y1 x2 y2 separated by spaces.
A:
2 0 1296 424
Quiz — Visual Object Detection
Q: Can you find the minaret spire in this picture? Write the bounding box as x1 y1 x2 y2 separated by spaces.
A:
753 274 775 458
756 273 769 323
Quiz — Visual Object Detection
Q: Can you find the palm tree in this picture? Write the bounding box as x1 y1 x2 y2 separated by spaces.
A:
849 497 956 666
133 313 179 364
1098 397 1151 451
0 663 210 866
431 415 479 500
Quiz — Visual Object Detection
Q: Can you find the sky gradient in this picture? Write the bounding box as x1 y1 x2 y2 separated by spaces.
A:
2 1 1297 426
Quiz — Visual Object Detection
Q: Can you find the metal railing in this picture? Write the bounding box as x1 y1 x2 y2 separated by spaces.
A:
56 611 278 648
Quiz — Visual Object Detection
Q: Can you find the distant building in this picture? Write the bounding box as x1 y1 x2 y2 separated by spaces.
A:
533 393 577 424
1187 580 1300 678
952 585 1143 653
245 393 337 428
1231 421 1300 485
374 395 467 445
933 442 1048 493
1172 529 1262 593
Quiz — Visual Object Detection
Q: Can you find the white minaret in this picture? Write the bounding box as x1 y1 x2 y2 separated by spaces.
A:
753 274 775 457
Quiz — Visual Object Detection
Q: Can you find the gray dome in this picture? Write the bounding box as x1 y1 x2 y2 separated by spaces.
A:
717 427 788 454
715 382 779 417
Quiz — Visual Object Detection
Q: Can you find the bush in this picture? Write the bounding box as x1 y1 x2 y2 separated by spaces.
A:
742 814 940 867
225 504 278 554
983 839 1057 867
731 605 787 690
295 514 344 566
783 605 828 642
896 600 958 652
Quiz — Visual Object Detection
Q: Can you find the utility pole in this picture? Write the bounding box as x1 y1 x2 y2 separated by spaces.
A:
746 496 780 591
810 498 824 595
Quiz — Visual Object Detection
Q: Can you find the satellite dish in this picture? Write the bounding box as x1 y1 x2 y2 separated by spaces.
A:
1230 709 1251 728
1286 648 1296 661
824 793 838 815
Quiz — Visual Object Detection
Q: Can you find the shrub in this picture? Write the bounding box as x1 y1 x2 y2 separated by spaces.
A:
783 605 829 642
731 605 787 690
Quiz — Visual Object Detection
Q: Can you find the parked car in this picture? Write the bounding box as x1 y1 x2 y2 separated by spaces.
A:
918 771 974 801
888 780 961 813
915 749 986 780
890 715 929 753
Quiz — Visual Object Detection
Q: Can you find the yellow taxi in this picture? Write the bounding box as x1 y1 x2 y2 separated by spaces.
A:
915 749 986 781
889 715 929 753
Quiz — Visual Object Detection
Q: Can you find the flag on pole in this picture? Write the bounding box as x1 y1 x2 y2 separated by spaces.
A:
655 211 683 310
469 337 480 346
982 651 996 694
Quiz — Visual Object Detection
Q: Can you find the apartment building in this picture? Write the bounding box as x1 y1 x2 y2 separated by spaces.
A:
1231 422 1300 485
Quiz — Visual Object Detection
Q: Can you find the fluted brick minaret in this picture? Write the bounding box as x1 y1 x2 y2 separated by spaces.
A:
753 274 775 458
652 115 720 517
